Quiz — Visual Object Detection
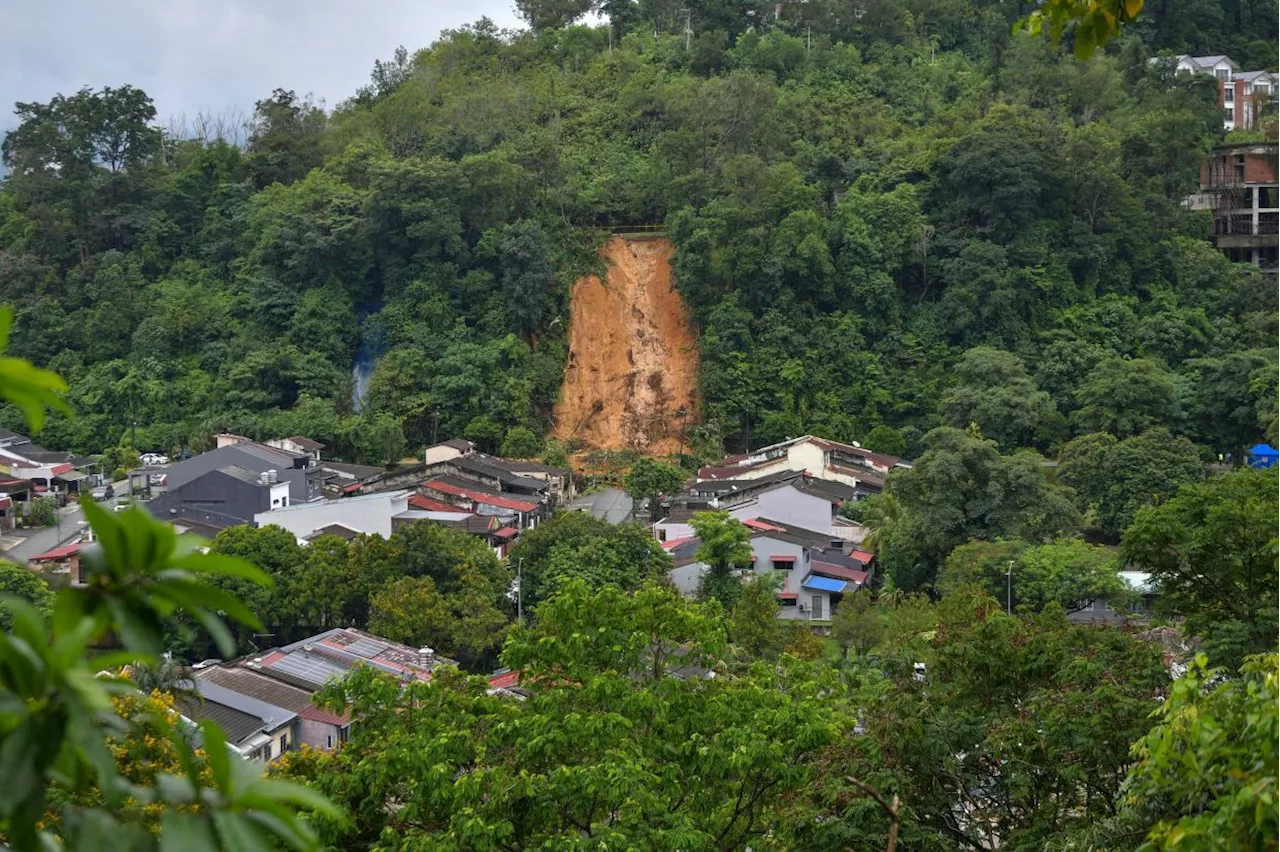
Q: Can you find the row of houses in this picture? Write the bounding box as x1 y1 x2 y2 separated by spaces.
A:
655 436 898 624
0 427 101 529
172 627 521 762
137 435 570 557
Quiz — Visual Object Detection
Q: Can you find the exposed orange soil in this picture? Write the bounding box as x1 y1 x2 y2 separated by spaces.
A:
552 236 700 453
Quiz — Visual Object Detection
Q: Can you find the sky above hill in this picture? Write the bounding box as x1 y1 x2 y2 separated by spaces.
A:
1 0 522 139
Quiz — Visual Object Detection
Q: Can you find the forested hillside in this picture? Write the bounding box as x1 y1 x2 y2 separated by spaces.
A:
0 0 1274 468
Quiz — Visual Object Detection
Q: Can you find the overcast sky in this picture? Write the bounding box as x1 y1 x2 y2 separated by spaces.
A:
2 0 523 136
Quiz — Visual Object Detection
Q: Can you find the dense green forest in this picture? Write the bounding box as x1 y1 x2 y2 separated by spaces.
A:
0 0 1275 468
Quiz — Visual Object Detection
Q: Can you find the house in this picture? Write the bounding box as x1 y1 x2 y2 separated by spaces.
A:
394 510 520 557
313 460 384 497
1067 571 1159 625
266 436 325 463
178 678 297 763
697 435 907 495
424 437 474 464
148 465 291 528
1160 54 1277 130
654 470 856 543
1195 142 1278 269
419 477 543 529
0 428 97 497
253 490 411 542
28 542 85 584
667 516 875 624
163 441 323 505
244 628 459 693
193 664 349 751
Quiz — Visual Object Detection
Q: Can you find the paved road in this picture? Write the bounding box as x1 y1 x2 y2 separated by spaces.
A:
3 486 129 565
569 487 634 524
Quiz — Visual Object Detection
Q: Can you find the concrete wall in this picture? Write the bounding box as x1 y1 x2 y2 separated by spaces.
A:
298 717 344 750
256 492 409 540
736 485 833 534
170 470 270 524
669 560 707 596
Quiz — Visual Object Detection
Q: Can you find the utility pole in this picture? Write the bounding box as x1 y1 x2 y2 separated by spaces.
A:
1006 560 1014 615
682 8 691 50
431 408 441 446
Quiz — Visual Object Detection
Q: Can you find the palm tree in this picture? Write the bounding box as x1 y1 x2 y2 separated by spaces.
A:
129 655 198 704
857 493 902 556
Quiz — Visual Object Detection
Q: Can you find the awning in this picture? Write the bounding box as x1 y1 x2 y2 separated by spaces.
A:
768 555 796 563
801 574 847 594
30 542 82 562
57 470 88 482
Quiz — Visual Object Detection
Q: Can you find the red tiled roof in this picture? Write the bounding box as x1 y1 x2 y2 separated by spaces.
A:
51 462 73 476
661 536 696 551
30 542 81 561
487 670 520 690
743 518 786 532
425 480 538 512
0 496 11 509
812 562 869 584
408 494 460 512
298 704 350 726
847 550 874 564
342 481 362 493
494 527 519 539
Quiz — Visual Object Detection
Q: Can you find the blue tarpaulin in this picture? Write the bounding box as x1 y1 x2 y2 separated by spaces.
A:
801 574 848 594
1247 444 1278 469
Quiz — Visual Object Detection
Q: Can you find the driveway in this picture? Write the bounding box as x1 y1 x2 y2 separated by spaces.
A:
3 484 128 565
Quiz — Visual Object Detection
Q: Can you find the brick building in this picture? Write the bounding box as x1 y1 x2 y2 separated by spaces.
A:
1165 55 1275 130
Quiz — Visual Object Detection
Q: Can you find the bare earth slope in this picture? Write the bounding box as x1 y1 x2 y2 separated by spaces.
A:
552 235 700 453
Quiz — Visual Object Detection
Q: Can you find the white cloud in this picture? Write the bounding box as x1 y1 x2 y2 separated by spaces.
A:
1 0 522 135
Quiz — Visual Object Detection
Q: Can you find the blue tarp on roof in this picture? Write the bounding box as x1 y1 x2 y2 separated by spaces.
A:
801 574 847 594
1247 444 1278 469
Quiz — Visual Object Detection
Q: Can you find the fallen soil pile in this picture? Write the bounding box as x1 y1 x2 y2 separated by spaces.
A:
552 235 700 453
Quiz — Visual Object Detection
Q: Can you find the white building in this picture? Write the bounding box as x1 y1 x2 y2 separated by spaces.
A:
255 490 410 542
697 435 907 493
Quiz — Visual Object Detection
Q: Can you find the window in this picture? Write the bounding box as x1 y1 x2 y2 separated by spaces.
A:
657 528 667 542
338 725 349 744
327 735 333 749
1224 86 1234 103
1215 67 1230 81
1259 187 1278 209
811 595 824 620
262 742 272 760
1224 107 1235 123
771 559 790 572
1235 154 1247 182
280 732 290 753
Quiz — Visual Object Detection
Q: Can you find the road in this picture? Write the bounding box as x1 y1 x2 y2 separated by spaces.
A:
3 485 128 565
569 486 634 524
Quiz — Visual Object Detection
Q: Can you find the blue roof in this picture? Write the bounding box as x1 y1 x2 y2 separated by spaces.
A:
801 574 847 593
1248 444 1279 457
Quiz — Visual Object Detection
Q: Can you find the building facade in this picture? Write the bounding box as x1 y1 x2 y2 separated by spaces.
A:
1198 142 1279 269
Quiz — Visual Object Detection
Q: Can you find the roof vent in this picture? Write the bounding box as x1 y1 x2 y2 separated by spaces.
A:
419 647 435 667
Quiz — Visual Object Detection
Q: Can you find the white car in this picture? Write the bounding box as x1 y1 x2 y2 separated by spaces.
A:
140 453 169 467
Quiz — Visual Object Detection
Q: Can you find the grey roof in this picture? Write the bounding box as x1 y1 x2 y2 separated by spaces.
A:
1237 69 1275 82
146 499 244 534
195 679 296 732
196 666 316 714
177 695 263 746
481 457 570 477
752 518 837 548
450 456 548 491
438 438 474 452
317 461 383 479
165 444 302 492
794 478 858 502
218 464 270 487
287 436 324 450
689 469 802 496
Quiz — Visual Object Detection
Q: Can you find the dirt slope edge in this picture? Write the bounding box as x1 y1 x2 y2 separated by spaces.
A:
551 235 700 454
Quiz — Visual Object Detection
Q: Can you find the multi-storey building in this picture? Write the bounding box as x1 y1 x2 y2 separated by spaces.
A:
1198 142 1278 269
1165 55 1275 130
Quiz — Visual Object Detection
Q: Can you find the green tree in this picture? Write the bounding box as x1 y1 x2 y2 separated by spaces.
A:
690 510 753 609
0 562 54 631
830 589 884 656
1122 468 1279 669
941 537 1130 614
1075 358 1178 438
861 425 905 457
283 580 843 850
941 347 1064 451
498 424 542 458
623 456 687 515
507 512 670 610
730 574 782 658
884 427 1080 590
1114 654 1278 851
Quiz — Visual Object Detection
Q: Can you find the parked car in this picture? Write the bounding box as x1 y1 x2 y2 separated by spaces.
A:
91 484 115 501
140 453 169 466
